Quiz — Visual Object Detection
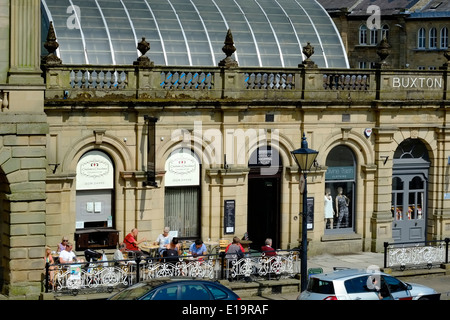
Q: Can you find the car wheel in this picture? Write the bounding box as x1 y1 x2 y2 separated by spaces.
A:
418 296 429 300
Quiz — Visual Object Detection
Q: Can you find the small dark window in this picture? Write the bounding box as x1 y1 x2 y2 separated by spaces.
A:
307 278 335 294
206 284 228 300
345 276 370 294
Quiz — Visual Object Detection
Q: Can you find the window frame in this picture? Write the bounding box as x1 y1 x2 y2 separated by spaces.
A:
429 27 437 49
417 28 426 49
441 27 448 49
359 25 368 45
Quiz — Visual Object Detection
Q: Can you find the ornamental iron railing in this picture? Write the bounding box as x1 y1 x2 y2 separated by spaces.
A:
44 249 300 296
383 239 450 271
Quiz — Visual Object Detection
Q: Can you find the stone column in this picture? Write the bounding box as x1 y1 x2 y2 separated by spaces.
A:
371 128 395 252
9 0 43 84
0 0 47 298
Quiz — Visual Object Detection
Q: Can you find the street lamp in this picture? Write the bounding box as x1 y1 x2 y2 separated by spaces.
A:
291 133 318 292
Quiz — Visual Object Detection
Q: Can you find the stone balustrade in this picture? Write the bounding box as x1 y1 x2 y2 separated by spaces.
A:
41 63 450 104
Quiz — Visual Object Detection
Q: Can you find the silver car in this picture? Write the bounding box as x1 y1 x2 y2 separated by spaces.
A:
297 268 440 300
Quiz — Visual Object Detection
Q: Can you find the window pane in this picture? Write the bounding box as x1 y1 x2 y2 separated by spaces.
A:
180 284 210 300
165 187 199 238
151 286 178 300
206 284 228 300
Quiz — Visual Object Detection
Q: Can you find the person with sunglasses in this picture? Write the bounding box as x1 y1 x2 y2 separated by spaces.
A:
57 236 69 253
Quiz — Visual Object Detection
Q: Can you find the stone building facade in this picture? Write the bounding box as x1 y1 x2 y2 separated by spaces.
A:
318 0 450 70
0 0 450 299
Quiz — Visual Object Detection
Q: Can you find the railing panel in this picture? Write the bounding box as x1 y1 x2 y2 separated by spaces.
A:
159 71 214 90
45 250 300 296
322 73 370 90
244 72 295 90
384 239 449 271
70 69 129 89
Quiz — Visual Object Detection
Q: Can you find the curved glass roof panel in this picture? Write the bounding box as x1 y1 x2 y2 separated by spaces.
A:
41 0 349 68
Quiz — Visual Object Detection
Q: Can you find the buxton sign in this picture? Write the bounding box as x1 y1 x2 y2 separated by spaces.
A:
391 76 443 89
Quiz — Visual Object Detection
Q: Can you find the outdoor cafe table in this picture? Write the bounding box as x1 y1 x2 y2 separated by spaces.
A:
204 240 219 254
140 243 159 257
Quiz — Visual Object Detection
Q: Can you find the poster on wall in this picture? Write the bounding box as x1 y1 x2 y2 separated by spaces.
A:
165 149 200 187
76 150 114 190
224 200 235 234
307 197 314 230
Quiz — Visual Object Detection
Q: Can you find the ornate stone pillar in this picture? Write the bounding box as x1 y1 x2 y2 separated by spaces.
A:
371 128 395 252
9 0 43 84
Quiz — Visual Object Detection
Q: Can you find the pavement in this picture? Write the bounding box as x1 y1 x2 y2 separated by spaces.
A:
3 251 449 300
244 251 450 300
245 251 386 300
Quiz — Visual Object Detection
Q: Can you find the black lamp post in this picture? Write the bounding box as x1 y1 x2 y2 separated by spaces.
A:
291 133 318 292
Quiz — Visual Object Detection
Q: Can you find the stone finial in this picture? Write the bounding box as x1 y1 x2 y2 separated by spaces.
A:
299 42 317 68
218 29 238 68
134 37 154 67
42 21 62 65
375 36 391 69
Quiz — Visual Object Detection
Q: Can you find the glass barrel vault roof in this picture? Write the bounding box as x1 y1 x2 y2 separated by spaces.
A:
41 0 349 68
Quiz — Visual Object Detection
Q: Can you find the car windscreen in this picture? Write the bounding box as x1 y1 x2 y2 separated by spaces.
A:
307 278 335 294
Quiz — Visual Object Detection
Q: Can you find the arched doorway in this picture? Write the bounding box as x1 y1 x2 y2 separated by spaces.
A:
247 146 282 250
74 150 118 250
324 145 356 232
392 139 430 243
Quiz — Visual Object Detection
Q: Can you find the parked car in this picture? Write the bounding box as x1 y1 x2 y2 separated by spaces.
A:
108 278 241 300
297 269 440 300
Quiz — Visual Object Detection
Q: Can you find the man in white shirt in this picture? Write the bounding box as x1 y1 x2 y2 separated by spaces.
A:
155 227 172 256
59 242 79 263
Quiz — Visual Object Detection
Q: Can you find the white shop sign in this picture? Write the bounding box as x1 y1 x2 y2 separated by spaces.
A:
165 150 200 187
76 150 114 190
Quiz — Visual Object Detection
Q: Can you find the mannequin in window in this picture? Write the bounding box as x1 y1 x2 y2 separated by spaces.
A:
335 187 350 228
324 188 334 229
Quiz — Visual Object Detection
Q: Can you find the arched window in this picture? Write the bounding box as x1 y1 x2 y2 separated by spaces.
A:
359 25 368 45
441 27 449 49
370 27 378 45
429 27 437 48
324 146 356 232
75 150 118 250
164 148 201 238
76 150 115 229
417 28 426 49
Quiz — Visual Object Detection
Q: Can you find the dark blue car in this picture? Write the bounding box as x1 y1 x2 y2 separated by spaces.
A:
108 278 241 300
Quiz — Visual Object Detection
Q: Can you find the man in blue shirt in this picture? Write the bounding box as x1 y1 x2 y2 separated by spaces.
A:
189 239 207 257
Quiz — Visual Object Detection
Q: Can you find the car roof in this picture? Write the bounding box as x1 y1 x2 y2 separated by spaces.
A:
310 268 388 281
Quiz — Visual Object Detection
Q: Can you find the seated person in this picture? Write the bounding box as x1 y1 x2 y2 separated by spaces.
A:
189 239 207 258
59 242 84 263
155 227 172 256
261 238 277 257
123 228 148 257
225 237 244 260
113 243 127 265
163 238 181 263
225 236 245 253
56 236 69 253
